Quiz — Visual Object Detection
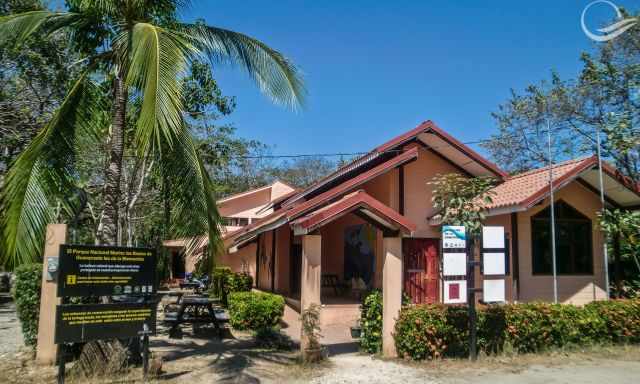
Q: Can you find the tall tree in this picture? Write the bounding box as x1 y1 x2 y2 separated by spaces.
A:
482 14 640 179
0 0 305 269
0 0 79 179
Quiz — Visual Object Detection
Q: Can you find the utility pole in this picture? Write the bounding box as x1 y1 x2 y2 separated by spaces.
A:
595 125 611 300
546 118 558 304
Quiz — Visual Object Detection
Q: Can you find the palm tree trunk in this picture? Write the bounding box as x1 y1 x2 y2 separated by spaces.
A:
97 67 127 245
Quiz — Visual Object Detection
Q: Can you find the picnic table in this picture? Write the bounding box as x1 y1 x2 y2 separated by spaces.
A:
163 296 228 338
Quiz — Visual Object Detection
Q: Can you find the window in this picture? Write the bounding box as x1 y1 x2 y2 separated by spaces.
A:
531 201 593 275
223 217 250 227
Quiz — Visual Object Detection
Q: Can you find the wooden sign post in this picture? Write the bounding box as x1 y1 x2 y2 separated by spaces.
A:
36 224 67 365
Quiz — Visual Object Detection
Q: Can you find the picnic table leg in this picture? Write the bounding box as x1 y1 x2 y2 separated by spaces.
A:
208 304 222 338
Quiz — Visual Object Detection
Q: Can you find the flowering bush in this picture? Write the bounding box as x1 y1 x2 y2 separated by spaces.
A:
359 290 383 353
394 299 640 360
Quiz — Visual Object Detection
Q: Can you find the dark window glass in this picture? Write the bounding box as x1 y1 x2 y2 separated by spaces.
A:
531 201 593 275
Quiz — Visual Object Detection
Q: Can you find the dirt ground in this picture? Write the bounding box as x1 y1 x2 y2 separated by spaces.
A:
1 299 639 384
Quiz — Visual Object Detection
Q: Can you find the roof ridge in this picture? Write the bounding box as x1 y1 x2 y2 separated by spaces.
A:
506 156 594 180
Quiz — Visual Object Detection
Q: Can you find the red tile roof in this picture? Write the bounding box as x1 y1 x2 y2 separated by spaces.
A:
483 156 640 211
285 146 419 219
291 190 416 235
229 148 419 245
282 120 506 208
376 120 508 179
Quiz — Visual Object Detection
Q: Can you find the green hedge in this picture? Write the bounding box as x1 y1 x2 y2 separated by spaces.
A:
12 263 42 348
394 300 640 360
228 291 285 331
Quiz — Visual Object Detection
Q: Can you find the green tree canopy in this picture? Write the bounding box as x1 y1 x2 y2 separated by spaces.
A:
0 0 305 269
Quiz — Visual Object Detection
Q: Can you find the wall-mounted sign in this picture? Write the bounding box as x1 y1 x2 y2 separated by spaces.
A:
442 225 466 249
444 280 467 304
483 252 506 276
443 253 467 276
482 226 505 249
483 279 505 303
54 302 156 343
57 244 156 297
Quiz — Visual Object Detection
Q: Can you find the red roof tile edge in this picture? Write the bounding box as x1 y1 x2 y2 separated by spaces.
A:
291 190 416 234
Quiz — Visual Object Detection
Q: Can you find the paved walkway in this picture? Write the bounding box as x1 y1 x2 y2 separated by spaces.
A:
0 295 23 358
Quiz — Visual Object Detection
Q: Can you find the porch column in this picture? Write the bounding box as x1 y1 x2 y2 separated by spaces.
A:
300 234 322 350
382 236 402 357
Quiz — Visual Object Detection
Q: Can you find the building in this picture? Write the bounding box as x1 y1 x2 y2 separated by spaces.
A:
163 180 296 279
219 120 640 356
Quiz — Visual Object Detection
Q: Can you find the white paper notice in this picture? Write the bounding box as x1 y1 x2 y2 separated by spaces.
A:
444 280 467 304
483 252 506 275
482 226 505 249
483 279 505 303
443 253 467 276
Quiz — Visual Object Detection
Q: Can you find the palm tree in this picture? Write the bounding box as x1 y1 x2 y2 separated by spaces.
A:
0 0 305 269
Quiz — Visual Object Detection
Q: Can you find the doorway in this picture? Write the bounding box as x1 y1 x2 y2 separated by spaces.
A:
403 238 439 304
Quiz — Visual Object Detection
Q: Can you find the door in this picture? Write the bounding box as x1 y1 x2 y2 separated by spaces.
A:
289 243 302 296
403 238 439 304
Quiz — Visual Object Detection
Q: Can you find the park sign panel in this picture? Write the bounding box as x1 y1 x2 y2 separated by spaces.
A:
57 244 156 297
54 302 156 343
442 225 466 249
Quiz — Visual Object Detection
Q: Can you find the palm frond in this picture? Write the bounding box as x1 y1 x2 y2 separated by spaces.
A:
0 11 81 45
184 23 306 110
0 71 103 270
158 124 223 267
125 22 194 154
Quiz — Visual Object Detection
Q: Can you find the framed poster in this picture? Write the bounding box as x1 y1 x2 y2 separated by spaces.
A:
444 280 467 304
443 253 467 276
442 225 466 249
483 279 505 303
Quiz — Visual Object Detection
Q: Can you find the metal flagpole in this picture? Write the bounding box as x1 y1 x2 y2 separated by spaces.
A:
547 119 558 304
595 126 611 300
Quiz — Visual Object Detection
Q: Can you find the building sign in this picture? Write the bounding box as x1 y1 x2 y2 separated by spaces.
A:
57 244 156 297
443 252 467 276
54 303 156 343
444 280 467 304
442 225 466 249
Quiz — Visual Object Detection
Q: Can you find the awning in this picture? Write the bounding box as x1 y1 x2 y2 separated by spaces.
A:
291 190 416 236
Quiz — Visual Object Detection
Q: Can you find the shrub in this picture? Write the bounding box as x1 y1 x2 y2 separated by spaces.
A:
12 263 42 347
394 299 640 360
227 272 253 293
210 267 232 299
228 291 285 331
209 268 253 306
586 300 640 343
359 290 383 353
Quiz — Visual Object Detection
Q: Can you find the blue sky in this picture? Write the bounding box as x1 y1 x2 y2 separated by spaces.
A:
182 0 638 158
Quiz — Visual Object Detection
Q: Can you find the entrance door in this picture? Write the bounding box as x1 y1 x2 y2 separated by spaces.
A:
290 243 302 296
403 238 439 304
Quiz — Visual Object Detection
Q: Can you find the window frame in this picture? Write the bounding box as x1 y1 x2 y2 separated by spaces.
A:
530 200 594 276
